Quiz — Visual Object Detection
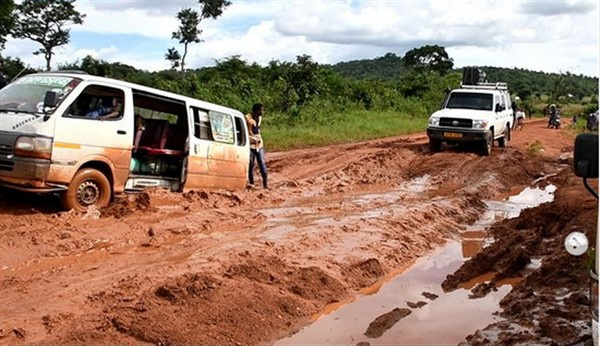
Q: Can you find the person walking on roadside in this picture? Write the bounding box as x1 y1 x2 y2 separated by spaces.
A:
246 103 269 189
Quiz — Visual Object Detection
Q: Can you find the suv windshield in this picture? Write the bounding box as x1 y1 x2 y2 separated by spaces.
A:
446 92 493 111
0 75 82 114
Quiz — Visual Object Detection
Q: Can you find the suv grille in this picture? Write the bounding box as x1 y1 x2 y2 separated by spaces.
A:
440 118 473 128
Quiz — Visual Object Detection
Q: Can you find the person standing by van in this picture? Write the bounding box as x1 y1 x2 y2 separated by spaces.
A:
246 103 269 189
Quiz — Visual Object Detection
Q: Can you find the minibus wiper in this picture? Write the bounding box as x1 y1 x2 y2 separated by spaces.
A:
0 108 40 116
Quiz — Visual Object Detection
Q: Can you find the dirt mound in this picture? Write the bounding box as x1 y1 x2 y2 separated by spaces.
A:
183 190 244 208
225 256 347 303
342 258 386 289
407 149 549 198
101 193 157 218
154 273 219 302
100 265 335 345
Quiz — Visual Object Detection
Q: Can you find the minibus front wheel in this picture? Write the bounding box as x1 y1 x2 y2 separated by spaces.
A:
61 168 111 212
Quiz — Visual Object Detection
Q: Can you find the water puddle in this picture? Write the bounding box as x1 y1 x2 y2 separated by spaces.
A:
276 243 511 345
275 184 556 345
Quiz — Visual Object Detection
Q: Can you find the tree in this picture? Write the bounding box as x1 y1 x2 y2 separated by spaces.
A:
168 0 231 76
0 0 15 52
12 0 85 71
549 72 568 104
165 47 181 70
402 45 454 75
199 0 231 18
170 8 201 75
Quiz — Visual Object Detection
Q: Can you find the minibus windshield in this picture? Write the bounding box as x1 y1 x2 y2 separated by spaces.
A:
0 75 82 115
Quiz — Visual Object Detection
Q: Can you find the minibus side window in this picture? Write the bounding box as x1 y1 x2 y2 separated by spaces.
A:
191 107 213 140
64 85 125 120
234 116 246 146
208 111 235 144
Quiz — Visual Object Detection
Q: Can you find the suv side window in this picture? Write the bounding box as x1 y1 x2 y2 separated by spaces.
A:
64 85 125 120
499 93 507 111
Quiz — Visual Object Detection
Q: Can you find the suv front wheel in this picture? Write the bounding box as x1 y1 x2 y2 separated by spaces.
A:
498 126 510 148
481 130 493 156
429 138 442 152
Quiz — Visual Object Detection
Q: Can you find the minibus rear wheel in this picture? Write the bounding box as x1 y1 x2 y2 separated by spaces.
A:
61 168 111 212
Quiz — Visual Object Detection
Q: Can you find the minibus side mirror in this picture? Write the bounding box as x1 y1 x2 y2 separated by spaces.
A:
43 91 59 109
574 133 599 178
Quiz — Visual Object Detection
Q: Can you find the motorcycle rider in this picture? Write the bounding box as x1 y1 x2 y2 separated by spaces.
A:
587 110 599 132
548 104 561 128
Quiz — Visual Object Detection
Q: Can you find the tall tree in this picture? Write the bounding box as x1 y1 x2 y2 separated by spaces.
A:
402 45 454 75
171 8 201 75
167 0 231 76
0 0 15 52
12 0 85 71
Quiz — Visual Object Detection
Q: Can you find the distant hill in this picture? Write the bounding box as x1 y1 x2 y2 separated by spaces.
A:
477 66 598 99
328 52 407 80
329 53 598 99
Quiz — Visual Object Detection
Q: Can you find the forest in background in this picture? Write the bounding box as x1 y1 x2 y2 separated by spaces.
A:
2 51 598 149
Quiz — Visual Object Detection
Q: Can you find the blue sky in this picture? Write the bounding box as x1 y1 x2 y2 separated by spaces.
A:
4 0 599 77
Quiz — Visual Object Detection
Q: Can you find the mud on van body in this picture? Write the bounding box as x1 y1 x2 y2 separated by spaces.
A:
0 72 250 211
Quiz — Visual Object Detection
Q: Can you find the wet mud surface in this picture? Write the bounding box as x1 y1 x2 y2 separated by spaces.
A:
0 119 594 345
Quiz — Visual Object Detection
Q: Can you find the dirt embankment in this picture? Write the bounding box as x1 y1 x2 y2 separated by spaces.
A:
0 119 588 345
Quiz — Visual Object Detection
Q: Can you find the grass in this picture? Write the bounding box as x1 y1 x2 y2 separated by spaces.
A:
526 140 544 156
263 110 428 151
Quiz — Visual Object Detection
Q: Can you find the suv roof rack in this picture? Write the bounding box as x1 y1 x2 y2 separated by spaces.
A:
460 82 508 90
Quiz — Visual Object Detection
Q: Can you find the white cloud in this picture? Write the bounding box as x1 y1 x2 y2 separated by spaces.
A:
520 0 597 16
3 0 599 76
74 1 178 39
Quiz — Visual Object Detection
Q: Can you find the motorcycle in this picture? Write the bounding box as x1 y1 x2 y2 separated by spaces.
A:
548 112 561 129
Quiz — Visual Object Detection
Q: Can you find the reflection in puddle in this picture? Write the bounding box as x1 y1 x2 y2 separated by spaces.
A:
276 243 511 345
487 184 556 220
275 184 556 345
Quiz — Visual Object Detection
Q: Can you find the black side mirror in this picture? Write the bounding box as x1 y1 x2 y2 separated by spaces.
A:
495 103 503 112
43 91 59 108
574 133 599 178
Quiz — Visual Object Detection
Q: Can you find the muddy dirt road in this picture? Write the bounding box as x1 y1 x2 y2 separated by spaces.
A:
0 119 595 345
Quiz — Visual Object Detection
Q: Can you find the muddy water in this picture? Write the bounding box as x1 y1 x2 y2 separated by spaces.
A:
275 184 556 345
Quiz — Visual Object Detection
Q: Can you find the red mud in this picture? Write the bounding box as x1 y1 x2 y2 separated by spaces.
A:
0 118 593 345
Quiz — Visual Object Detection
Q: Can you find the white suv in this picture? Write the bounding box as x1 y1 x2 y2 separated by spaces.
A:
426 82 514 156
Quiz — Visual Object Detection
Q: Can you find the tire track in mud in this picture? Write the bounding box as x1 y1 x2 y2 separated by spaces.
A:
0 125 564 345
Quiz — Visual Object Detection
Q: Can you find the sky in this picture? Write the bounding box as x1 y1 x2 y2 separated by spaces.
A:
3 0 600 77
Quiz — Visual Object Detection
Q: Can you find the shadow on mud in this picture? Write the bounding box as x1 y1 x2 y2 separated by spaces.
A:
0 187 62 215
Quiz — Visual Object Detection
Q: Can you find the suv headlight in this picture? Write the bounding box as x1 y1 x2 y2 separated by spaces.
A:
473 120 488 129
428 117 440 126
14 136 53 159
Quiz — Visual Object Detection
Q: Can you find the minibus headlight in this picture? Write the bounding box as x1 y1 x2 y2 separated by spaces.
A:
14 136 53 159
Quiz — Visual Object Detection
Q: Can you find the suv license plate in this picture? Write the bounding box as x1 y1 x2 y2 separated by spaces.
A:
444 132 463 138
